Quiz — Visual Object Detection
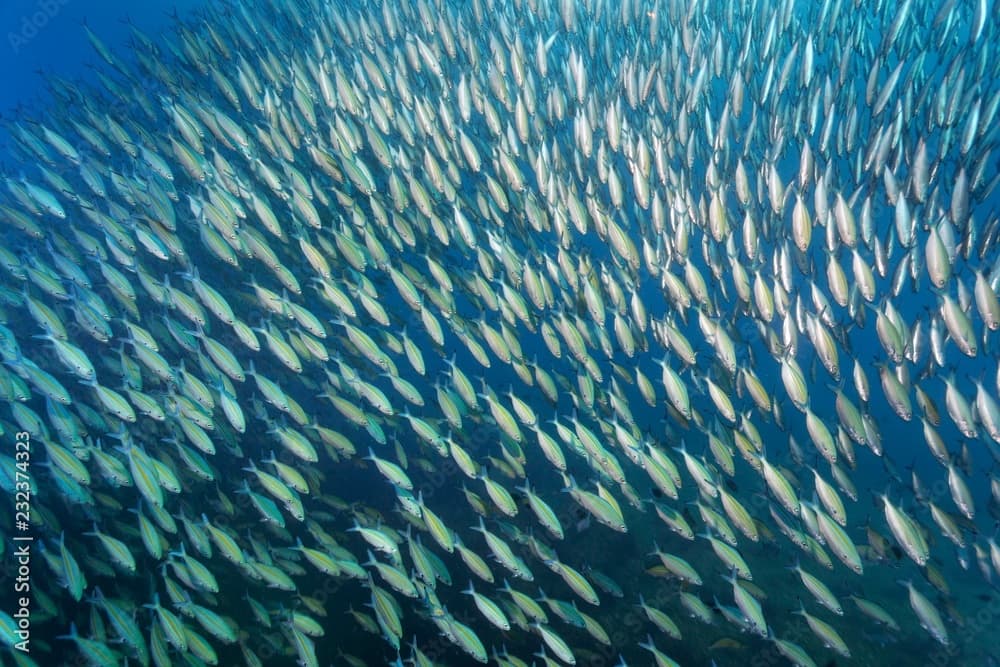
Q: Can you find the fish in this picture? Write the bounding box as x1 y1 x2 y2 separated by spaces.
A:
788 560 843 616
722 571 767 638
462 580 510 631
899 579 949 646
881 493 930 567
1 0 999 665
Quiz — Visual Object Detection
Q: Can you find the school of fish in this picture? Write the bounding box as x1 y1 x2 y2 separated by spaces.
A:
1 0 999 665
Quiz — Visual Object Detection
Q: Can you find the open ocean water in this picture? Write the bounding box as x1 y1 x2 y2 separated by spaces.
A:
1 1 1000 666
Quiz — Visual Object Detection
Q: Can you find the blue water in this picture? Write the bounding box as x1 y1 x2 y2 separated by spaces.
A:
0 0 201 140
